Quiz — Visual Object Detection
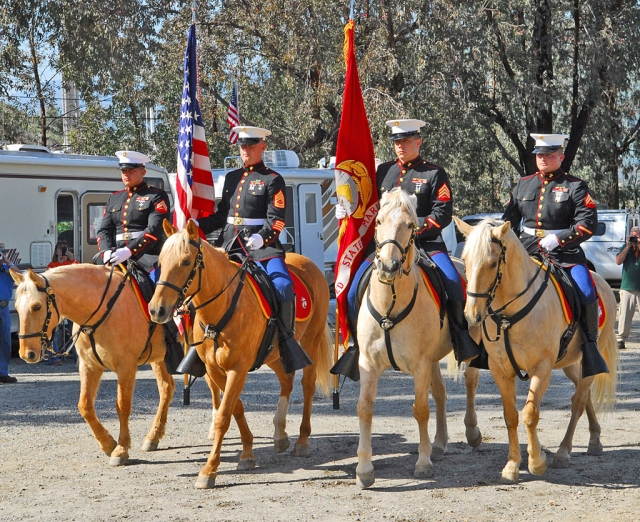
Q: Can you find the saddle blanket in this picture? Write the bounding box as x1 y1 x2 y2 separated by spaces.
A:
230 261 313 322
534 259 605 329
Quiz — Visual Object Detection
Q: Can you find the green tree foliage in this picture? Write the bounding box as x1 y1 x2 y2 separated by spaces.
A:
2 0 640 214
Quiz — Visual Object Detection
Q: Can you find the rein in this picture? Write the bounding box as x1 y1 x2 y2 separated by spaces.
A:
159 236 251 353
469 236 550 380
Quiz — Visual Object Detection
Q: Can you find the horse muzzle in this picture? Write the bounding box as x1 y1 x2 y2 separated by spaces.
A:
464 299 487 326
149 302 172 324
375 259 402 284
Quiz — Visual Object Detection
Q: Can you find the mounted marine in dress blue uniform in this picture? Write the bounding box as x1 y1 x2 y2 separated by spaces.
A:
195 126 310 373
339 119 480 369
502 133 608 377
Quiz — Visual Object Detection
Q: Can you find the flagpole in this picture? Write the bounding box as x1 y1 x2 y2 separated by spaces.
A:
349 0 355 20
184 0 198 406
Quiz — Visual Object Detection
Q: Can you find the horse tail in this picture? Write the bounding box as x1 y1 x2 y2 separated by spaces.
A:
444 351 463 381
591 328 619 413
313 324 333 398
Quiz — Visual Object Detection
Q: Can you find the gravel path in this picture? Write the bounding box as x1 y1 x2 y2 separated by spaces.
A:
2 317 640 521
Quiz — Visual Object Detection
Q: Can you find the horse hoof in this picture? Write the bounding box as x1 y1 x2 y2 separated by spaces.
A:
528 452 547 476
237 458 256 471
108 454 128 466
274 437 290 453
466 427 483 448
431 445 446 461
293 443 310 457
587 442 603 456
414 463 434 479
500 465 519 484
195 474 216 489
356 471 375 489
550 453 570 469
141 439 158 452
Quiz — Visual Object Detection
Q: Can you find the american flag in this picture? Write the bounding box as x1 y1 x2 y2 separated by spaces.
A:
227 82 240 144
174 24 215 230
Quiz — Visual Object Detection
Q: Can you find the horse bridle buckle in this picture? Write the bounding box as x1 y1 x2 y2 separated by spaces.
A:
500 317 511 330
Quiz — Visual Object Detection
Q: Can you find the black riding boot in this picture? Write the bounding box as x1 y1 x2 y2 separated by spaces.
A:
330 317 360 382
447 300 481 364
278 299 312 373
580 300 609 378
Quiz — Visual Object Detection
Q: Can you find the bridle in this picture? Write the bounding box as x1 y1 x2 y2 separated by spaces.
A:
367 223 419 371
18 275 60 357
374 225 416 282
156 237 205 310
466 233 551 381
466 237 507 309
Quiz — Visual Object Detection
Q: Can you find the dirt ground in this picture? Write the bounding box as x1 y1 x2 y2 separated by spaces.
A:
2 312 640 522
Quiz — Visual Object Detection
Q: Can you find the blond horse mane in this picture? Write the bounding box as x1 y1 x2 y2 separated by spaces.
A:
378 187 418 227
461 217 509 267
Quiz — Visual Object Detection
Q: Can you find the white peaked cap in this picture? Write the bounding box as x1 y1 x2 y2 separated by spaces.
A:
115 150 150 168
530 133 569 153
385 119 426 140
232 126 272 144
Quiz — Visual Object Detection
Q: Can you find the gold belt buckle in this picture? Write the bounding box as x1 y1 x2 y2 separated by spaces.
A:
122 232 131 240
535 229 545 238
234 217 243 225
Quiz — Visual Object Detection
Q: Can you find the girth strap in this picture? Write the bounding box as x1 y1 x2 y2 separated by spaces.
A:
366 283 419 371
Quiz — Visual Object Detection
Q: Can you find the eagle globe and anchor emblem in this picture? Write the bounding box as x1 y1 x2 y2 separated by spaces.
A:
334 159 374 222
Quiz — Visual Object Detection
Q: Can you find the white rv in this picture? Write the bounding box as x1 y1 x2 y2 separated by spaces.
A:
0 144 173 332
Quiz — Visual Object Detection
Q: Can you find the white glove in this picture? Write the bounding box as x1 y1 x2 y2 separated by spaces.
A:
245 234 264 250
335 203 347 220
109 247 132 264
539 234 560 251
102 250 113 264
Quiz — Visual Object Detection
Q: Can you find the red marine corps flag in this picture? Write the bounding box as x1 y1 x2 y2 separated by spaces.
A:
331 18 378 392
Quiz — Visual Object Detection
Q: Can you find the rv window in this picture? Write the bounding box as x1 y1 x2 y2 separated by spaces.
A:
87 204 106 245
304 192 318 224
283 186 295 252
146 177 165 190
594 222 606 237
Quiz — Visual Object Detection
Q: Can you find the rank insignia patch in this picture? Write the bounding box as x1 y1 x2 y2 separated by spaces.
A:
274 190 285 209
584 194 596 209
273 220 285 232
437 183 451 202
155 201 168 213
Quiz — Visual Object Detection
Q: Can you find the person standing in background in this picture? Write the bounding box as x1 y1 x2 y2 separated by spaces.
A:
0 244 17 384
615 226 640 350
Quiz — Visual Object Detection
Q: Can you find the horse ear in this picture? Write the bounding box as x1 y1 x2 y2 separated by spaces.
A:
9 266 24 284
27 268 40 284
163 219 177 237
496 221 511 238
186 219 199 240
453 216 473 238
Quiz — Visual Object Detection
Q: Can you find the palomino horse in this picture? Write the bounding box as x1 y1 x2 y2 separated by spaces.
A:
356 188 482 489
148 220 333 489
8 264 212 465
456 217 618 483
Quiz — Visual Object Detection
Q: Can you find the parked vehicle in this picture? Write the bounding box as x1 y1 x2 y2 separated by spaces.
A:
0 144 173 332
453 210 638 286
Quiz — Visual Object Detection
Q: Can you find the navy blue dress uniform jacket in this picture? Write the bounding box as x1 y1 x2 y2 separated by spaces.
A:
97 181 171 260
198 161 287 261
502 169 597 265
377 156 453 254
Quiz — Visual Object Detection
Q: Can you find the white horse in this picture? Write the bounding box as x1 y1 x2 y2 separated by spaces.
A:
456 217 618 483
355 188 482 489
